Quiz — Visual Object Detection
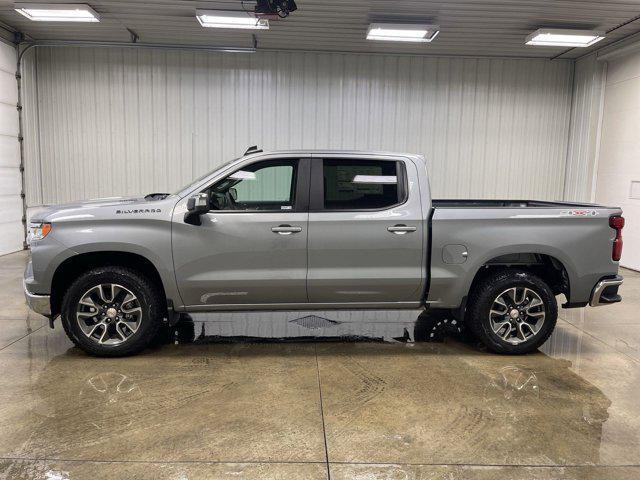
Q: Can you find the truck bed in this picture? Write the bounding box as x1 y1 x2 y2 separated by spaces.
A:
427 199 622 310
432 199 611 209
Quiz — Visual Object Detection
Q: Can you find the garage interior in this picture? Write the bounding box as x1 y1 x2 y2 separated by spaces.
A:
1 1 640 479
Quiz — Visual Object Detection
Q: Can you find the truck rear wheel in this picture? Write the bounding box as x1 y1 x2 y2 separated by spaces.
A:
60 266 164 357
466 270 557 354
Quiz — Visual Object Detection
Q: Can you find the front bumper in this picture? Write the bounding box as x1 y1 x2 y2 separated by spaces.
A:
589 275 623 307
23 280 51 317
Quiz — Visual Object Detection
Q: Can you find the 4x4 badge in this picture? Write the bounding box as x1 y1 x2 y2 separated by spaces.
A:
560 209 597 217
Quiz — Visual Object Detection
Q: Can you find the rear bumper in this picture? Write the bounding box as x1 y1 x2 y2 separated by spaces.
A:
23 280 51 317
589 275 623 307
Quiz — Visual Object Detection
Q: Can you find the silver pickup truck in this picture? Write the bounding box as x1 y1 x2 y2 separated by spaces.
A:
24 149 625 356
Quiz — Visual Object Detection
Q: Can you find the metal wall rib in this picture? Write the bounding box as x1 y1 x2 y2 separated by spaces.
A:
563 54 606 202
22 46 573 206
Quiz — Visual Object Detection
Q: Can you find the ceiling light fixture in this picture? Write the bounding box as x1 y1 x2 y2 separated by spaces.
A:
196 10 269 30
525 28 605 47
366 23 440 43
14 3 100 22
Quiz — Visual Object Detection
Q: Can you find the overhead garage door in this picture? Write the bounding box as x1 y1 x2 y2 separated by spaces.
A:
0 40 22 256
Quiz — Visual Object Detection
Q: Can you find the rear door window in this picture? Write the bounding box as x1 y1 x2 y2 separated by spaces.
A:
322 159 402 210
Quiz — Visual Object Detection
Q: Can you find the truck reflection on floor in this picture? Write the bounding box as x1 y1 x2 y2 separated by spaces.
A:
17 323 612 469
164 309 468 345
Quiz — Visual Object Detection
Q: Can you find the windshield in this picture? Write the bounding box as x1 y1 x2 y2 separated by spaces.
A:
172 157 241 195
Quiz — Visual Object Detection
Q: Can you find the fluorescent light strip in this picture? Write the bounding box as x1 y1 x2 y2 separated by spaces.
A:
369 28 428 39
367 23 439 43
14 3 100 22
196 10 269 30
352 175 397 184
526 28 605 47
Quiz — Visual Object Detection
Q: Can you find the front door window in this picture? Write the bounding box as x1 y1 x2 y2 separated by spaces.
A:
208 160 298 212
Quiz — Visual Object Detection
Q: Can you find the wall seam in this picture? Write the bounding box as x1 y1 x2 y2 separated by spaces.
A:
561 59 577 201
590 61 608 203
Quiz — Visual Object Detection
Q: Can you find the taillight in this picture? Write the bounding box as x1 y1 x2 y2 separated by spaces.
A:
610 215 625 261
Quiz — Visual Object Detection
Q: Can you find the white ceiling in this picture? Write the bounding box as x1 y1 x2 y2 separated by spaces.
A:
0 0 639 59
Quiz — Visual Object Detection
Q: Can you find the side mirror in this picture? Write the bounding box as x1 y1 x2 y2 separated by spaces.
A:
229 187 238 202
184 193 209 225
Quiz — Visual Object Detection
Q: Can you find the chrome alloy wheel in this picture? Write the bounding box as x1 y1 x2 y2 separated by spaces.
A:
76 284 142 346
489 287 546 345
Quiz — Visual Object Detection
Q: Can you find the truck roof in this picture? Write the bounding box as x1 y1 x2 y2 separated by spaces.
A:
243 149 426 163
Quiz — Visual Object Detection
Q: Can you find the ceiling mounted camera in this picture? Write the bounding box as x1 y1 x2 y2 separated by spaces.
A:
254 0 298 18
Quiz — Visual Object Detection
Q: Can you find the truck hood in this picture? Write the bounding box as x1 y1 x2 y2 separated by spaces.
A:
30 195 167 223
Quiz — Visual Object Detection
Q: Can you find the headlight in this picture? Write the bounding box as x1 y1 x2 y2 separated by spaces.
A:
27 222 52 245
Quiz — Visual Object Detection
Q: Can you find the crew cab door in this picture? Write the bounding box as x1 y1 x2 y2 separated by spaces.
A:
172 157 310 308
307 155 425 304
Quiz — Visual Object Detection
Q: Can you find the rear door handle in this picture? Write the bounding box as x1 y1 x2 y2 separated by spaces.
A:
271 224 303 235
387 224 417 234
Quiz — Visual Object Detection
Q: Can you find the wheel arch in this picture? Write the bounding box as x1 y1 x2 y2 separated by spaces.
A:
467 252 571 306
50 251 167 318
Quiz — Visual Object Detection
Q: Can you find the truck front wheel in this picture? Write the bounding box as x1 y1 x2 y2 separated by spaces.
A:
60 266 164 357
466 270 557 354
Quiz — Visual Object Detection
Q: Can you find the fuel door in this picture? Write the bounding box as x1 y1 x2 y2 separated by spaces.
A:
443 244 468 264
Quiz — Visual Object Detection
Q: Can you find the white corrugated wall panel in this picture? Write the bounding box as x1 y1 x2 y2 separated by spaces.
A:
22 47 573 206
0 40 22 256
563 54 607 202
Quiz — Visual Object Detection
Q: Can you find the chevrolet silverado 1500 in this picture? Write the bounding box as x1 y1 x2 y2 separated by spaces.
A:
24 149 624 356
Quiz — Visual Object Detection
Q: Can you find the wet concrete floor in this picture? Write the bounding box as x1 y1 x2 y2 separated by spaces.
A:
1 251 640 479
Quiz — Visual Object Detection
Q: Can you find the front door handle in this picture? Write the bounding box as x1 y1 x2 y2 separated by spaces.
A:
387 224 417 235
271 224 303 235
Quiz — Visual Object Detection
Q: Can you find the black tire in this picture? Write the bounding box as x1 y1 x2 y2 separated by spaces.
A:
466 269 557 354
60 266 165 357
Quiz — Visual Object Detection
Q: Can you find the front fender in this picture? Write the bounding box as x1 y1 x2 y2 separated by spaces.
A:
42 215 182 308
